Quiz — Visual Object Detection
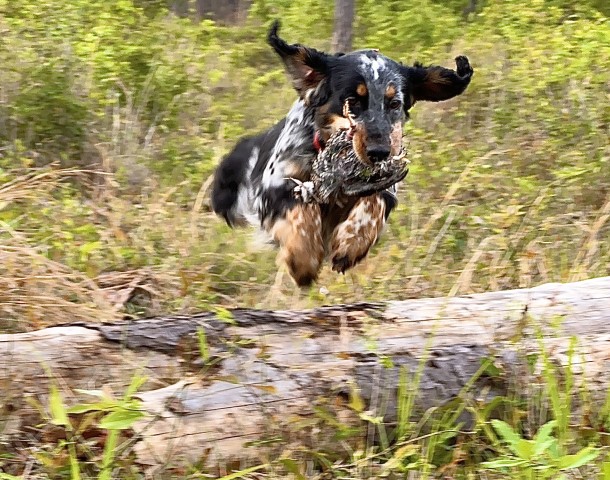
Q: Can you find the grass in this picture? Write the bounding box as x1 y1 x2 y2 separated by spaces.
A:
1 0 609 476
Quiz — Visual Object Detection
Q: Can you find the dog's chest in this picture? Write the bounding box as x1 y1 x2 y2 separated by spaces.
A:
261 101 315 189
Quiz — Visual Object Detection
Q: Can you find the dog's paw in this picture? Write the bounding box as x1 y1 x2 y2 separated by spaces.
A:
331 254 352 274
331 251 367 274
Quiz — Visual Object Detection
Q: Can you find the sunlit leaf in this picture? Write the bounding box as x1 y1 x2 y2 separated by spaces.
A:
49 384 69 428
557 446 599 470
99 409 144 430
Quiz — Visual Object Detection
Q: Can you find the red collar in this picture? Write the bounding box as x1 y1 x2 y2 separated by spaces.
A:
313 131 323 152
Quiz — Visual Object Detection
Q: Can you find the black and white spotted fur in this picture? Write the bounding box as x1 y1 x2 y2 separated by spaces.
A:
212 100 315 228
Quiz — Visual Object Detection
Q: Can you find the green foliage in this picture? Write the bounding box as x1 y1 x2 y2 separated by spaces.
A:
358 0 463 55
27 373 148 479
0 0 608 322
483 420 599 478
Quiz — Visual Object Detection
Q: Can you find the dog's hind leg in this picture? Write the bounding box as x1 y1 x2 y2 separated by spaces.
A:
329 194 387 273
270 203 324 287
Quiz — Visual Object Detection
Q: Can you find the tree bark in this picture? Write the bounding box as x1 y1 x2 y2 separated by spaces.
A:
195 0 251 24
462 0 478 19
1 276 610 470
332 0 355 54
171 0 190 18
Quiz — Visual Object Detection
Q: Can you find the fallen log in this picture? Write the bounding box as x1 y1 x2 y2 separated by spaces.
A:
1 276 610 471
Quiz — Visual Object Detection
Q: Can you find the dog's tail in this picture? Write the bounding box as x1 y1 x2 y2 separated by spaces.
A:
211 137 259 227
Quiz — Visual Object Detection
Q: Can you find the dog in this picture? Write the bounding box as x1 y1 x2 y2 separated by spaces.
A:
211 20 473 287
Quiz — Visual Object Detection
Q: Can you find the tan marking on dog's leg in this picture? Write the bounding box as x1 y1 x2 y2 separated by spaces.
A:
271 203 324 287
330 194 386 273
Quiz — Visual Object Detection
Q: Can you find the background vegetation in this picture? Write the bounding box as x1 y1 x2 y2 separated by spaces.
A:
0 0 609 477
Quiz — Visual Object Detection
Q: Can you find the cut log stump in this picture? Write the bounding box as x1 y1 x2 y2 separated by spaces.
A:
1 276 610 469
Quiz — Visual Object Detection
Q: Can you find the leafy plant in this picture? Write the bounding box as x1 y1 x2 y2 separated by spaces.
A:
32 373 148 479
483 419 599 478
68 374 147 479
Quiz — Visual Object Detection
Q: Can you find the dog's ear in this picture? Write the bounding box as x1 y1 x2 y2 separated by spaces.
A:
268 20 332 98
401 56 473 108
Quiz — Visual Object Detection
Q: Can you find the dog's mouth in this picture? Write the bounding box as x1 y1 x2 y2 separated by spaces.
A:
314 103 355 154
310 116 409 203
314 103 365 163
315 101 404 167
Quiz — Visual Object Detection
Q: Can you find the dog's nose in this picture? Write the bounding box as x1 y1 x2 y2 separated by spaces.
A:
366 147 391 163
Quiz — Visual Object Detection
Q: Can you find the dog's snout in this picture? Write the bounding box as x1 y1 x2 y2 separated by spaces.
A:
366 146 391 163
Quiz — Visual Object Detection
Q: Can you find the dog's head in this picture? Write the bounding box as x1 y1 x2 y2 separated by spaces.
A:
268 20 473 165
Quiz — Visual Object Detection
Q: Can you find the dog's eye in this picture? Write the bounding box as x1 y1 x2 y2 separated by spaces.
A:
388 99 402 110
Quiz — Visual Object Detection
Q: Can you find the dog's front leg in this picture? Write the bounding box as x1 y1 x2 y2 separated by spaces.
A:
329 193 387 273
270 202 324 287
